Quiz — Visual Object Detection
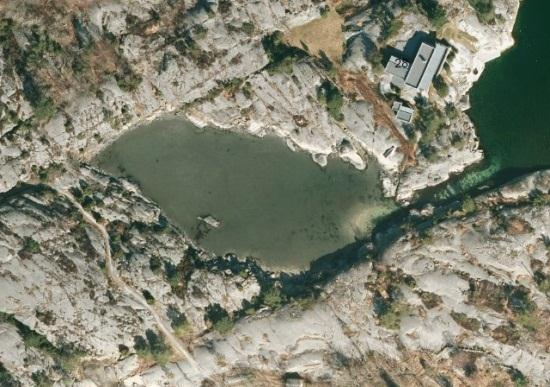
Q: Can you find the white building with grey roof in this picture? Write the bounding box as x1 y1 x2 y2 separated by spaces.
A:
385 41 449 94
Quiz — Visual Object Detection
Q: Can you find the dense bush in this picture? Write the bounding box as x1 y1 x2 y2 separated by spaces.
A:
0 363 20 387
0 312 83 375
433 75 449 97
167 306 191 338
467 0 496 24
317 79 345 121
261 31 307 75
414 96 446 157
415 0 447 29
205 304 234 334
133 329 172 365
262 287 286 309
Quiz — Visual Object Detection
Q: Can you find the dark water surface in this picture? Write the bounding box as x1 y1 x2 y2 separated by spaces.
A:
422 0 550 203
96 118 394 269
469 0 550 169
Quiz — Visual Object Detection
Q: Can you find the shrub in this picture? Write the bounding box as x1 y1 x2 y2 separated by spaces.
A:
445 103 459 120
262 287 285 309
240 22 255 36
192 24 207 39
414 96 446 151
373 293 407 330
433 75 449 97
450 311 481 331
21 237 41 255
335 0 355 15
416 0 447 29
317 79 345 121
508 368 528 387
31 370 52 387
133 329 172 365
167 306 191 338
0 362 20 387
467 0 496 24
262 31 307 75
461 196 477 215
218 0 232 14
0 312 83 375
213 317 234 334
205 304 234 334
149 256 162 274
115 62 142 92
142 290 155 304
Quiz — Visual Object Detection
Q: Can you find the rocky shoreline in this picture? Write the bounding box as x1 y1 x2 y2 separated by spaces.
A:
2 1 548 386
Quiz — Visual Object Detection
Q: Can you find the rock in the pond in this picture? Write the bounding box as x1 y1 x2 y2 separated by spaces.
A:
197 215 222 229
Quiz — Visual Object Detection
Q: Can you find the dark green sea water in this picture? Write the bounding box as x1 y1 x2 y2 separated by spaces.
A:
469 0 550 169
426 0 550 202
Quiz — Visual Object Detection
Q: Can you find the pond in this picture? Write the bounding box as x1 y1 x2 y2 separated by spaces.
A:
96 118 395 269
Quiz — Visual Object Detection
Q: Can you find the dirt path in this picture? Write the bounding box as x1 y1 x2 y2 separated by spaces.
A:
59 189 202 374
338 70 417 169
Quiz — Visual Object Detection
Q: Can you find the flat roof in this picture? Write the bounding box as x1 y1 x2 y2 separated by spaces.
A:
418 43 448 91
396 109 413 122
405 43 434 88
385 56 410 80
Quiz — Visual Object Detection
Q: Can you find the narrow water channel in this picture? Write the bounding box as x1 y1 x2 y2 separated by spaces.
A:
96 118 395 269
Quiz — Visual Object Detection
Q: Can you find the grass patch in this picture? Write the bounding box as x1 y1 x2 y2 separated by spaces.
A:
284 7 344 63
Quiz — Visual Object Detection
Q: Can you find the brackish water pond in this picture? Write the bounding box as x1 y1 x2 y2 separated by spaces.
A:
96 118 394 269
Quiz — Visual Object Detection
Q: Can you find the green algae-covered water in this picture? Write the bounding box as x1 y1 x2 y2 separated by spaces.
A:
96 118 394 269
469 0 550 169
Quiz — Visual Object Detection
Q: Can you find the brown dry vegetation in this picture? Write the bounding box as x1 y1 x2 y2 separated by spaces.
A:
440 24 478 52
338 70 417 168
284 7 344 63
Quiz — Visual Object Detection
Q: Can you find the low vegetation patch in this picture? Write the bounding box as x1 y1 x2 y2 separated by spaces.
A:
317 79 345 121
0 311 84 375
205 304 235 334
0 363 20 387
414 96 447 160
133 329 172 365
262 31 308 75
373 287 410 330
451 311 481 331
433 75 449 97
167 306 192 338
415 0 447 29
284 7 344 63
467 0 496 24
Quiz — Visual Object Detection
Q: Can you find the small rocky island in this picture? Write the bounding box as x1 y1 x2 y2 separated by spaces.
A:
1 0 549 386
